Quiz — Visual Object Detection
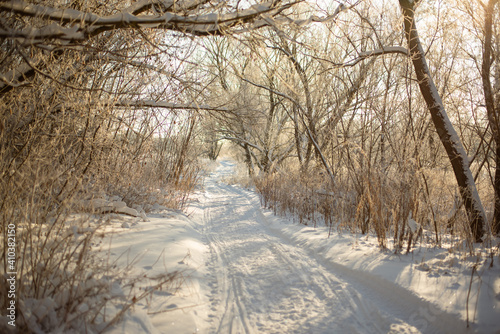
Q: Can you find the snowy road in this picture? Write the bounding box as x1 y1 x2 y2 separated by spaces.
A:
196 160 468 334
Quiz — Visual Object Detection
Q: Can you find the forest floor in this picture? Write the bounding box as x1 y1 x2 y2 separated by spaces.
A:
104 159 500 334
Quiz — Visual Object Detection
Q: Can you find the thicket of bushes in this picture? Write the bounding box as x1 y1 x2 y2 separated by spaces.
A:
254 158 490 253
0 37 201 334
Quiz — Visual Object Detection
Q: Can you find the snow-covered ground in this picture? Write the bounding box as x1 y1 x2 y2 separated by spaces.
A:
105 159 500 333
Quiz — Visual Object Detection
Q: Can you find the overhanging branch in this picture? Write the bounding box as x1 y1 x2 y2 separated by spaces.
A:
0 0 287 40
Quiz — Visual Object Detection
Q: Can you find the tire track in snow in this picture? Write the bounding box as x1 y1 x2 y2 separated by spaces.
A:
263 239 389 333
201 179 389 333
198 160 467 334
203 190 253 334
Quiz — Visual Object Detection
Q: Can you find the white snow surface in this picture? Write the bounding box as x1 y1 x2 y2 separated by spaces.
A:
104 159 500 333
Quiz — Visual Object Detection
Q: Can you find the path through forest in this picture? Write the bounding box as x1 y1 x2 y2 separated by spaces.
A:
191 160 468 334
106 159 491 334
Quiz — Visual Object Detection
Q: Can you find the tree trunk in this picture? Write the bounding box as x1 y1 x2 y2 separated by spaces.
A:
262 76 277 173
494 145 500 235
173 117 196 187
292 103 304 169
481 0 500 236
244 143 255 177
278 37 318 174
399 0 486 241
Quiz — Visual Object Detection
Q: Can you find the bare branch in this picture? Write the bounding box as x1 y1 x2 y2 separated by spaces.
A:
221 136 267 153
114 100 230 112
239 75 302 107
313 46 409 69
221 135 282 172
0 62 36 90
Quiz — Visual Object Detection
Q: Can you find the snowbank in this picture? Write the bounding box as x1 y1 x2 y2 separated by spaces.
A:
102 208 211 334
258 203 500 333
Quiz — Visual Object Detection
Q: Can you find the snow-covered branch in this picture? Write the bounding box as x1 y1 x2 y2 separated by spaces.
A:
0 0 289 42
0 0 298 95
235 2 347 32
0 0 352 95
1 0 207 24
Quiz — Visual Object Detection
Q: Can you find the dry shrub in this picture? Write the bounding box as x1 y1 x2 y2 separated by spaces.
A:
255 172 335 226
0 93 197 332
0 99 198 332
0 43 201 334
97 126 202 212
255 156 478 252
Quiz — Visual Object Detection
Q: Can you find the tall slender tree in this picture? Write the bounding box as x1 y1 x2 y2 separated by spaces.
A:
398 0 486 241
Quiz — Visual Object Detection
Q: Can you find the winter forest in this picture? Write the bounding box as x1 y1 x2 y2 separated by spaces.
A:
1 0 500 333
